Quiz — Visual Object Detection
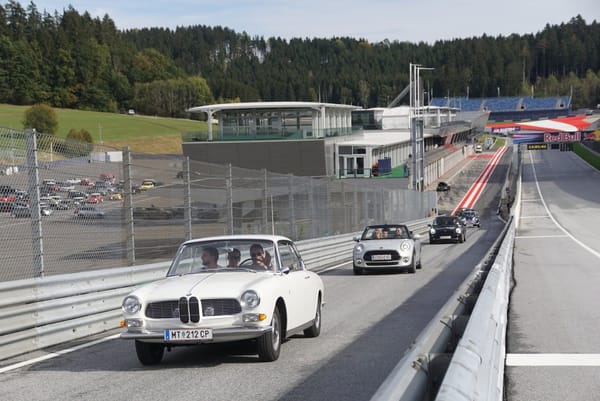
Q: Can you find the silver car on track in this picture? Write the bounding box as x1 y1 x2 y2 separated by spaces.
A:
352 224 422 275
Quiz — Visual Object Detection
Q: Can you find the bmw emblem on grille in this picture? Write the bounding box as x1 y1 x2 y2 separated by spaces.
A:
205 306 215 316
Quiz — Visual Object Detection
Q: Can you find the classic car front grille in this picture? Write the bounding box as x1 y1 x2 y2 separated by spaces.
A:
145 301 180 319
201 299 242 316
144 298 242 320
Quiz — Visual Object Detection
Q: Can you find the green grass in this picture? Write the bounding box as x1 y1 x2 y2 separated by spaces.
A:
574 142 600 171
0 104 207 153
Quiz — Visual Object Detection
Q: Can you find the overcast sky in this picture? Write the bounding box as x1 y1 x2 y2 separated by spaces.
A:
27 0 600 44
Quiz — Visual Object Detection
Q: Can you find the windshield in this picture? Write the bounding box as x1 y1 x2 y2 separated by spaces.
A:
167 239 277 276
433 217 457 225
361 225 410 240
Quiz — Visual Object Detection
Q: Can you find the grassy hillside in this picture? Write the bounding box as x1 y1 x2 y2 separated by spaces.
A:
0 104 207 154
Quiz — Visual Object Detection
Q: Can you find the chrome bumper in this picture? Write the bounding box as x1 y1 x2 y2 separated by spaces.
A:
121 326 271 343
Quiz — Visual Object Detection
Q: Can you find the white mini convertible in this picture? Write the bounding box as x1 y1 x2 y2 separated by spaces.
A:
352 224 422 275
121 235 324 365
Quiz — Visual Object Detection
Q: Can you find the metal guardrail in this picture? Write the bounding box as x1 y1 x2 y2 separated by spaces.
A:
370 217 513 401
0 218 432 362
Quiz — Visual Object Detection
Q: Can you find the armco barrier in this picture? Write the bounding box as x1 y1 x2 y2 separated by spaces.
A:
0 218 432 361
434 215 514 401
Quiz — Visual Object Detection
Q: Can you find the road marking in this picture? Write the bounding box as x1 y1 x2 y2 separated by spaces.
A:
520 199 542 202
506 353 600 366
0 334 120 374
519 215 550 219
515 235 569 239
526 151 600 260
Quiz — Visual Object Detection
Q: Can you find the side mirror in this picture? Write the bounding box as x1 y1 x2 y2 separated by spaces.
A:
353 235 361 242
413 234 422 240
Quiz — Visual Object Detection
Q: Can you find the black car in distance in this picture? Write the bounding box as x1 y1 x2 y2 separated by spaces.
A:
436 182 451 192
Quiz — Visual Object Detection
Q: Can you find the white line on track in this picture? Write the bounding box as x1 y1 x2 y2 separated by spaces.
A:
506 353 600 366
518 215 550 219
0 334 121 374
527 151 600 259
515 235 569 239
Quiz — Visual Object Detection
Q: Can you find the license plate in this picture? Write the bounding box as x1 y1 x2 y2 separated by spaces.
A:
440 236 451 239
164 328 213 341
372 254 392 261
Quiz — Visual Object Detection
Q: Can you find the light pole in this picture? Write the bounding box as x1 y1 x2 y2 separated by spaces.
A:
410 63 434 192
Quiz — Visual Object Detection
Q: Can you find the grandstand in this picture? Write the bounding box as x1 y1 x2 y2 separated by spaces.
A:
430 96 572 122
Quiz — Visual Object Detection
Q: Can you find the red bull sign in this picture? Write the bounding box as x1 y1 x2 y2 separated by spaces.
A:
543 132 581 143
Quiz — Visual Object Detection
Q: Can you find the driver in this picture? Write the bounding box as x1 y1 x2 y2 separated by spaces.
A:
249 243 272 270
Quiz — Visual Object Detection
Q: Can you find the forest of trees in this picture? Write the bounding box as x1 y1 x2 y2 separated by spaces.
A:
1 1 599 118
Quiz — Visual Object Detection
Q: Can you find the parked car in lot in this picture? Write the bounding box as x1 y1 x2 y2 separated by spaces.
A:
352 224 422 275
428 215 466 243
139 179 156 191
457 208 481 228
11 204 52 217
120 235 324 365
86 193 104 204
75 206 105 218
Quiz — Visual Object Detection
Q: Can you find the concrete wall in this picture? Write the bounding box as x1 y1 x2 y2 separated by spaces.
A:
182 140 327 176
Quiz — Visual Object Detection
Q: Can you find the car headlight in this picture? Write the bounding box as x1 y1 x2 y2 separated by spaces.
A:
241 290 260 308
354 244 364 254
122 295 142 314
429 228 436 234
455 227 462 234
400 241 410 251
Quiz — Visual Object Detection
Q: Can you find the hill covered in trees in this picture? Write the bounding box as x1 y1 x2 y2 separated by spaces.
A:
1 1 599 118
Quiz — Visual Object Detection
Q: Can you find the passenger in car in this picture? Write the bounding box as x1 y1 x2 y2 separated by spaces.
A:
201 246 221 269
227 248 241 267
373 229 383 239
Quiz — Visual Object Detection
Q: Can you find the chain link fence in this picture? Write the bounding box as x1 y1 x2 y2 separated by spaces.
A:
0 127 436 282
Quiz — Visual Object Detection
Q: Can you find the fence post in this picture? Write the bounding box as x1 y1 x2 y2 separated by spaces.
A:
226 164 234 235
25 129 44 277
122 147 135 266
183 156 192 240
288 173 296 239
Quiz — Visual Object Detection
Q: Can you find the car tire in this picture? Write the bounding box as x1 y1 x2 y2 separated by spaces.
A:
257 307 282 362
407 253 416 274
303 296 322 338
353 265 363 275
416 253 422 269
135 340 164 366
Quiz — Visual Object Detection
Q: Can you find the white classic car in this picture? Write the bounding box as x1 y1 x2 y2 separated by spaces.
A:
352 224 422 275
121 235 324 365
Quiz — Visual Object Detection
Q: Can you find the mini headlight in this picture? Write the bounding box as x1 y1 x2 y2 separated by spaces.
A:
455 227 462 233
400 241 410 251
430 228 436 234
354 244 364 254
241 290 260 308
122 296 142 314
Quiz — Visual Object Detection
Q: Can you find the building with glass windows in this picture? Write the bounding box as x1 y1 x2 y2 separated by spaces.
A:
184 101 481 178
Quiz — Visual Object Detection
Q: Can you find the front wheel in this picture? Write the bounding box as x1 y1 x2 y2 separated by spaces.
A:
303 296 322 338
257 307 282 361
353 265 363 275
135 340 164 366
407 253 416 274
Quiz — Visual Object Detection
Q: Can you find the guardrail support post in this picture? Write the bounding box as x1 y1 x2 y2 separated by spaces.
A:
122 147 135 265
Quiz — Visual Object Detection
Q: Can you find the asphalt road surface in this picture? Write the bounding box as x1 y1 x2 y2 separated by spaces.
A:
505 148 600 401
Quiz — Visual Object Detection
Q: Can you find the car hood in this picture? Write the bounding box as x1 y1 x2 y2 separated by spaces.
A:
133 271 272 300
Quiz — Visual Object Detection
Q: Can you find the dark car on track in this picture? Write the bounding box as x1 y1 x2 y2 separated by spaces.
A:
457 208 481 228
436 182 451 192
428 215 466 243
